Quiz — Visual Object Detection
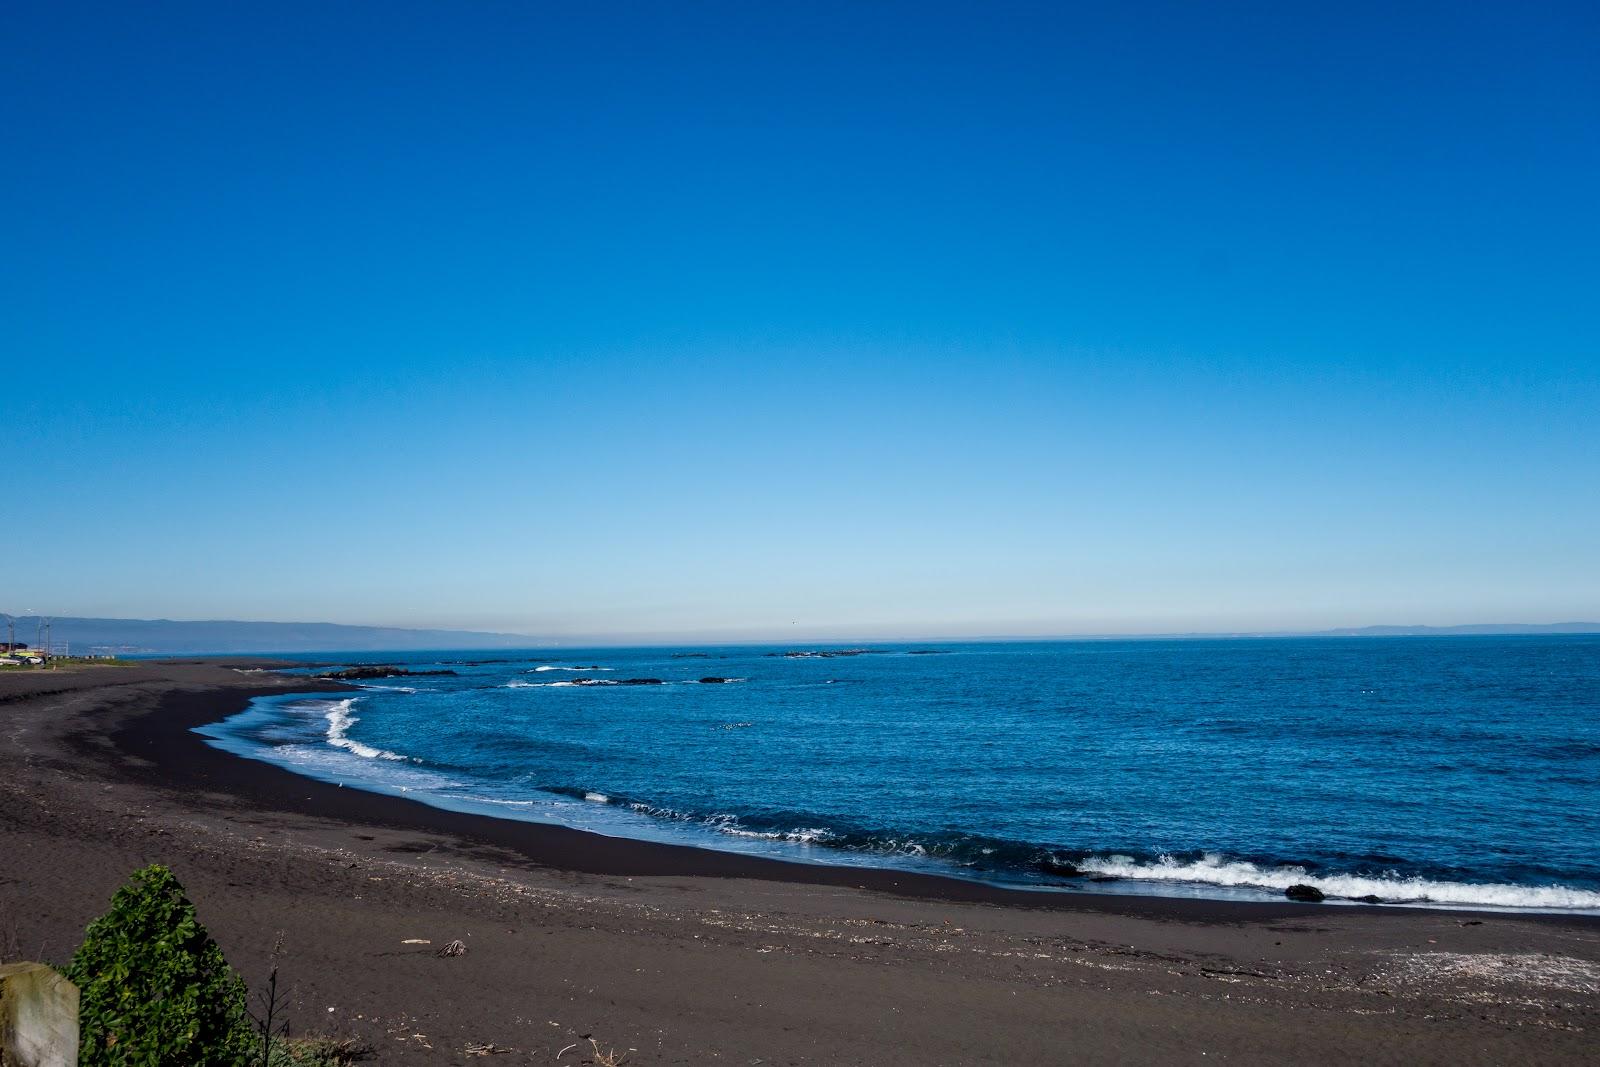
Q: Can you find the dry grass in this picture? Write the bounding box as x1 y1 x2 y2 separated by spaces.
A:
0 917 21 962
556 1037 630 1065
267 1036 372 1065
584 1037 629 1066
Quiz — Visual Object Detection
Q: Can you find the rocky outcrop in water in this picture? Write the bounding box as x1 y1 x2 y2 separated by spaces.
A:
566 677 664 686
699 677 733 684
767 649 881 659
1285 884 1326 902
319 666 458 680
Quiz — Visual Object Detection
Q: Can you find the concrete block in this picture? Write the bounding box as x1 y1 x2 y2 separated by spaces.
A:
0 963 78 1067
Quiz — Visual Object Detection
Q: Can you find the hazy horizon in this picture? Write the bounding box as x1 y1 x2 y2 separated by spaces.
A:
5 611 1599 653
5 4 1596 635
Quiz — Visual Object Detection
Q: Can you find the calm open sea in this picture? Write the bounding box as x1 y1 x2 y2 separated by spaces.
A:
198 637 1600 911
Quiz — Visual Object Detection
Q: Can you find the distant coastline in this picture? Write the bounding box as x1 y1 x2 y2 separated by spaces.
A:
2 613 1597 656
1312 622 1600 637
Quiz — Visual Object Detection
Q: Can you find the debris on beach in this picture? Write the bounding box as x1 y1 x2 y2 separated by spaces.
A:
436 938 468 957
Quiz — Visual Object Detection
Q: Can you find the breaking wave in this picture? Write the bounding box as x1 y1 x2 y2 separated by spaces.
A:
539 786 1600 910
565 788 843 847
322 698 408 762
1070 853 1600 910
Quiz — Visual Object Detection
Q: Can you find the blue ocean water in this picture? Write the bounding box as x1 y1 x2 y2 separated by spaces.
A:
198 637 1600 911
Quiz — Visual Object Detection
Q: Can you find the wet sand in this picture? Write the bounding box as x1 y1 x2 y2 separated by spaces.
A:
2 661 1597 1064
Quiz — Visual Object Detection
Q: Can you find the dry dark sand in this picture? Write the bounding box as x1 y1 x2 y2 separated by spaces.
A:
2 662 1597 1064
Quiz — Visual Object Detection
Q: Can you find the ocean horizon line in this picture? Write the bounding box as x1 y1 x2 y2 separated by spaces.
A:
8 611 1600 657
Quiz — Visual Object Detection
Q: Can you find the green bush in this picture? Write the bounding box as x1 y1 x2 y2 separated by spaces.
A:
66 864 256 1066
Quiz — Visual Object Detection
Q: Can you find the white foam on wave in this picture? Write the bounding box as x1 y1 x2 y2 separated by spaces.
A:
1074 852 1600 910
359 684 418 693
442 793 541 810
716 824 835 845
534 665 613 672
321 698 408 762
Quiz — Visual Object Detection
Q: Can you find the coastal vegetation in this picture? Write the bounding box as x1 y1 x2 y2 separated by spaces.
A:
63 864 365 1066
67 865 256 1065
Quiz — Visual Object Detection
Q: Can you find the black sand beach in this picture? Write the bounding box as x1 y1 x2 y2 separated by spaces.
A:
3 661 1598 1064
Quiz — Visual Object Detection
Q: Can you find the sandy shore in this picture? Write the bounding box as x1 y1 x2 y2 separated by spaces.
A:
2 662 1597 1064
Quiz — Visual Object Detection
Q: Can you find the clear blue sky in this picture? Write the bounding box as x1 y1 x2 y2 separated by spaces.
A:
4 1 1596 640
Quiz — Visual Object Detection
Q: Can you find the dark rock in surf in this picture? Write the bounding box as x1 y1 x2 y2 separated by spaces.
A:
319 666 458 680
1356 894 1384 904
617 678 664 685
1285 884 1326 902
699 676 733 684
1036 856 1088 878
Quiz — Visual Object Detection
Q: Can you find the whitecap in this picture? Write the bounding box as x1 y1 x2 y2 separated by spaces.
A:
1073 852 1600 910
321 698 408 762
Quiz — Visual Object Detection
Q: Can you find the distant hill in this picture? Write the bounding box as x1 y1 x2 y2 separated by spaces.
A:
3 614 1594 655
1316 622 1600 637
0 615 539 655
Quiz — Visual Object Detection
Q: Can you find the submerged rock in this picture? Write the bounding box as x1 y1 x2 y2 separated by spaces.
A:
1355 894 1384 904
1285 883 1326 902
699 676 733 684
